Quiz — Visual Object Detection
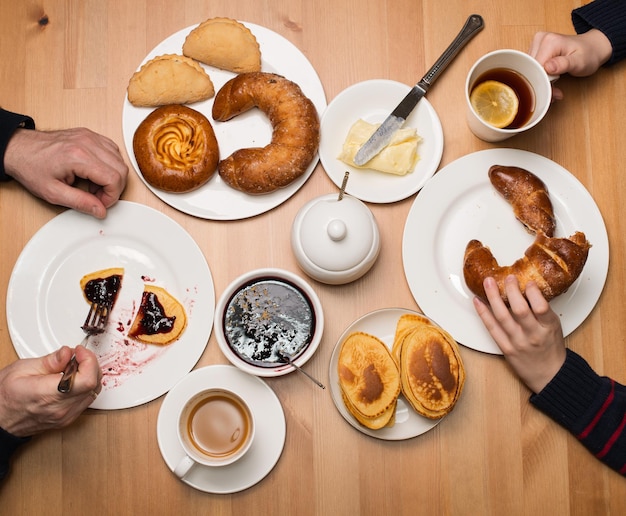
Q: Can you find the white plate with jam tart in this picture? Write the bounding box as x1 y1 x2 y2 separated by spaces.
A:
6 201 215 409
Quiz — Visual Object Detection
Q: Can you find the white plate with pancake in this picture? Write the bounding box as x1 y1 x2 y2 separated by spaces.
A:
329 308 443 440
6 201 215 410
319 79 444 204
122 22 327 220
402 149 609 355
157 365 285 493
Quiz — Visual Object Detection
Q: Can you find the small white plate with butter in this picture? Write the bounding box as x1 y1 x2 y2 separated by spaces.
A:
319 79 444 204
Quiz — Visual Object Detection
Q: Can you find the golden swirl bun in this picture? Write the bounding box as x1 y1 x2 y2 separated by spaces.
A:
463 231 591 303
489 165 555 237
212 72 320 194
391 314 465 419
133 105 219 193
129 285 187 345
338 331 400 429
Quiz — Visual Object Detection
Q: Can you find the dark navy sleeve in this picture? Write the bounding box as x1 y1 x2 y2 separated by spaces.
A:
530 349 626 476
572 0 626 66
0 107 36 181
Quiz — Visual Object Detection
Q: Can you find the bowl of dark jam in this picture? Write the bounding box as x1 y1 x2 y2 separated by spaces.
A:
214 268 324 377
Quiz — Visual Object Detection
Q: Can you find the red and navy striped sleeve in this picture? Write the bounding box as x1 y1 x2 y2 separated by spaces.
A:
530 349 626 476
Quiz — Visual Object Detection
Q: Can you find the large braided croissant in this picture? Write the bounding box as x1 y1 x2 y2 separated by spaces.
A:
463 165 591 302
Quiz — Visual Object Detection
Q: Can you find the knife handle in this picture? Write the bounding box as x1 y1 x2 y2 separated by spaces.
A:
419 14 484 89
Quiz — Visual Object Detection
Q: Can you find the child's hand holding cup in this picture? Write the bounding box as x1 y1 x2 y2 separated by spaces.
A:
465 49 557 142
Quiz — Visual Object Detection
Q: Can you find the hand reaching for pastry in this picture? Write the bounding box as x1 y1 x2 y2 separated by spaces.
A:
472 275 567 394
4 127 128 219
0 345 102 437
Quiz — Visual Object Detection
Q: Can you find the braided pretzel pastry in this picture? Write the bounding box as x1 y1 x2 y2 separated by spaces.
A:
463 166 591 302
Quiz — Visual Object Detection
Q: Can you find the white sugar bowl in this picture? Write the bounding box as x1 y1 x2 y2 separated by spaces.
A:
291 193 381 285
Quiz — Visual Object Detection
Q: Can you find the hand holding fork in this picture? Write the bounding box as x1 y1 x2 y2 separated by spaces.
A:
57 301 111 394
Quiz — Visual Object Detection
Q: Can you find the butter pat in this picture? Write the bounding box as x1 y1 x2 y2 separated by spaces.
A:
338 119 421 175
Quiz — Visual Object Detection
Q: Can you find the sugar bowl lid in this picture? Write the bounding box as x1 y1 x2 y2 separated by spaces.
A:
291 193 380 284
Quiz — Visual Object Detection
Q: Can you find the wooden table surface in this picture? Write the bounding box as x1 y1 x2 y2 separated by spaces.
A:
1 0 625 514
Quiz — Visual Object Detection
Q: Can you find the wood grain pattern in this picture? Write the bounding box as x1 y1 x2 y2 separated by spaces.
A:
1 1 625 513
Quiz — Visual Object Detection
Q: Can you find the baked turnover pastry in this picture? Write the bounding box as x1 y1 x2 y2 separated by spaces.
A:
127 54 215 107
183 17 261 73
133 105 219 193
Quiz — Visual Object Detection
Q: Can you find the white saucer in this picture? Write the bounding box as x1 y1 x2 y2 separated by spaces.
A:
157 365 285 493
319 79 443 203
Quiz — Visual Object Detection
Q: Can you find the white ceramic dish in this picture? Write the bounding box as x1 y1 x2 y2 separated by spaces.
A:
291 193 381 284
122 22 327 220
6 201 215 409
157 365 285 493
402 149 609 354
214 268 324 377
319 79 443 203
329 308 443 440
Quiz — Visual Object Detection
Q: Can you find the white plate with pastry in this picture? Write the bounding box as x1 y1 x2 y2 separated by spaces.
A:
402 149 609 354
329 308 443 440
319 79 444 204
157 365 285 493
6 201 215 409
122 21 327 220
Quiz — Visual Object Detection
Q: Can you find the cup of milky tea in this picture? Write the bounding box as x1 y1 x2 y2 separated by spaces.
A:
173 388 255 477
465 49 555 142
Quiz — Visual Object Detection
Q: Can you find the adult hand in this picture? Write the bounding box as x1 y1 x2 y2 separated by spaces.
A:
529 29 612 100
472 275 566 394
3 127 128 219
0 345 102 437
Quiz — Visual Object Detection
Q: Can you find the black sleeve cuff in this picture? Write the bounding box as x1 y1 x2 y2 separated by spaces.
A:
572 0 626 66
0 425 31 481
0 107 36 182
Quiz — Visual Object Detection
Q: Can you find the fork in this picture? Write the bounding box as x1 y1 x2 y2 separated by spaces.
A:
57 301 111 393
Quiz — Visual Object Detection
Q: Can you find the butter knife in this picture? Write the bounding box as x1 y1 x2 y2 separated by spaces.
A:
353 14 484 166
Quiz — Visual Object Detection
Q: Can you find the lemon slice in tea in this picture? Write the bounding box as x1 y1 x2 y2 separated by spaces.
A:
470 80 519 128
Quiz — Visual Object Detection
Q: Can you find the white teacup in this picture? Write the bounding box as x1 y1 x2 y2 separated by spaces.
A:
173 388 255 477
465 49 555 142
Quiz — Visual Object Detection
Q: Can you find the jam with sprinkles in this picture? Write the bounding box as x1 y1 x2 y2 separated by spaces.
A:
84 274 122 307
130 291 176 336
223 277 315 367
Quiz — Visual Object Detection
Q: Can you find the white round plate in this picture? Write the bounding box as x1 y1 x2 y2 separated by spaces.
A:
319 79 443 203
329 308 443 440
157 365 285 493
402 149 609 354
6 201 215 409
122 22 326 220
